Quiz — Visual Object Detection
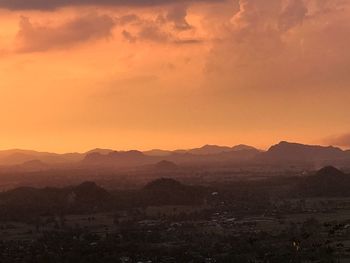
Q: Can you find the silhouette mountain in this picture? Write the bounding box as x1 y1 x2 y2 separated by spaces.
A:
0 182 112 219
1 141 348 170
314 166 346 178
0 159 50 173
86 148 114 155
0 143 259 168
0 149 83 166
261 141 347 162
186 144 259 155
67 181 111 207
298 166 350 196
82 145 261 168
83 150 155 168
188 145 233 155
232 144 259 151
154 160 179 171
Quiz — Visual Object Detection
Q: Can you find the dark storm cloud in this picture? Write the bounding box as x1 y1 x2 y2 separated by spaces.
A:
166 4 192 30
0 0 221 10
15 13 116 52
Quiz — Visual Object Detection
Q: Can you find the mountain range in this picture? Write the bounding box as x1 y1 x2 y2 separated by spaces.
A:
0 144 261 166
0 141 350 171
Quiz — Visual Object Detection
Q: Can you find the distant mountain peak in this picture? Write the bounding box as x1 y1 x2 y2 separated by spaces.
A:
299 166 349 197
263 141 345 162
188 145 232 155
315 166 345 177
274 141 341 150
86 148 113 155
231 144 258 151
71 181 110 202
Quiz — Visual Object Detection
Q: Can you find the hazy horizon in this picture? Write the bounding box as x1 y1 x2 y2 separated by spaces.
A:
0 140 349 155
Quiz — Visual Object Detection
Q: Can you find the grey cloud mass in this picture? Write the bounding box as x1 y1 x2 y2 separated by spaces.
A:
166 4 192 30
15 13 116 52
0 0 220 10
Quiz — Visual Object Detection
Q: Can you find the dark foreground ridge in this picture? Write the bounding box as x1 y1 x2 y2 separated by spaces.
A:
1 166 350 221
298 166 350 197
0 167 350 262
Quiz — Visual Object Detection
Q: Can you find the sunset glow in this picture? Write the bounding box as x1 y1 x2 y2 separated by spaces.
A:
1 0 350 152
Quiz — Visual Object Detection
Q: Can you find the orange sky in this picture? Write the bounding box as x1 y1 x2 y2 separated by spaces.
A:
1 0 350 152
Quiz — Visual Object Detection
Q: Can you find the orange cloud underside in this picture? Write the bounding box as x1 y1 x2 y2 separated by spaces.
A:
1 1 350 152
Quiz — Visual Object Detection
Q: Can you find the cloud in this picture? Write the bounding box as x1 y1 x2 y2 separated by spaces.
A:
122 30 137 43
15 13 116 52
166 4 192 31
116 14 140 26
325 133 350 148
138 24 172 42
229 0 307 38
205 0 350 91
118 7 201 44
119 15 173 43
122 24 203 44
206 0 290 76
174 39 204 44
0 0 220 10
279 0 308 31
